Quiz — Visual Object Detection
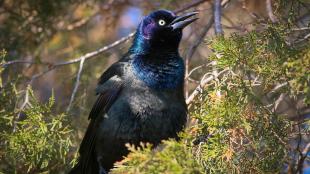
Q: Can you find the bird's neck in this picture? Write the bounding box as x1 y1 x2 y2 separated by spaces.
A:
132 53 185 89
129 32 179 55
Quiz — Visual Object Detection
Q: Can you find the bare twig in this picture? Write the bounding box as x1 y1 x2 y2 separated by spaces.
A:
13 86 32 132
266 82 288 98
212 55 221 97
174 0 210 14
185 17 214 61
69 0 209 65
294 33 310 44
302 143 310 155
186 61 215 79
187 77 200 84
65 12 99 31
186 68 229 105
266 0 278 23
30 66 57 83
55 33 135 67
3 32 134 82
185 14 214 98
6 0 210 83
295 122 305 173
1 60 40 67
214 0 223 35
28 33 134 83
273 93 286 112
291 27 310 31
66 57 85 112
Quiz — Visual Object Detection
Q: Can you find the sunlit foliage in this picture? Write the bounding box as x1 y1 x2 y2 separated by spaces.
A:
0 87 73 173
112 24 309 174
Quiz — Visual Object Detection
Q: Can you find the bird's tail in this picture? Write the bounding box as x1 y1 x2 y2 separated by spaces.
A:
68 161 82 174
68 120 99 174
68 154 99 174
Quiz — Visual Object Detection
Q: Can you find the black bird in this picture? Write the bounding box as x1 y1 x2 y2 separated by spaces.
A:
70 9 198 174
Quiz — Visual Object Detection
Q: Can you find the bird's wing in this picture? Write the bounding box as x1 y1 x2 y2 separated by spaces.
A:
70 60 127 174
90 78 123 119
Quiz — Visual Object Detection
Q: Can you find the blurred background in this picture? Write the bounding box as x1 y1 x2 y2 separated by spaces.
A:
0 0 309 173
0 0 271 109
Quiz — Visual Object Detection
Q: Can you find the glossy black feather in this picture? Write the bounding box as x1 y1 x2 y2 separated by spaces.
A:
70 9 197 174
69 60 125 174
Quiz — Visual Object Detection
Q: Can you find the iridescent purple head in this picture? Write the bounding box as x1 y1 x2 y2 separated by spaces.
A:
130 10 198 54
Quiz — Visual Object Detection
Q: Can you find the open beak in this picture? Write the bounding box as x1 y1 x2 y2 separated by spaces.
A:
170 12 199 30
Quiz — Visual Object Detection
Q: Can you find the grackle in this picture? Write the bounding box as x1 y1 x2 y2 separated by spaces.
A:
69 9 198 174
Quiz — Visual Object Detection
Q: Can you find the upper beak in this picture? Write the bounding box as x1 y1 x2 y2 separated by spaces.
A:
169 12 199 30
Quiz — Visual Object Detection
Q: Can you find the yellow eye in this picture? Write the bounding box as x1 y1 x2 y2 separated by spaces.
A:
158 19 166 26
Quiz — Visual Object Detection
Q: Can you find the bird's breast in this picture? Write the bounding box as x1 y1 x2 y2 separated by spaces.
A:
132 55 185 89
99 81 187 145
97 59 187 145
122 85 187 143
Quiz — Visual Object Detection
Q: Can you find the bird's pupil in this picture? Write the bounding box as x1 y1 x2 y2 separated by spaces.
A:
159 20 165 26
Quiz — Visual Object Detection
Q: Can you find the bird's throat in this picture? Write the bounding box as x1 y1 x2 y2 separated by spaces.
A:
132 54 184 89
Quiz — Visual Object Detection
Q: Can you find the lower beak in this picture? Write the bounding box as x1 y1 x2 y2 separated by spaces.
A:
170 12 199 30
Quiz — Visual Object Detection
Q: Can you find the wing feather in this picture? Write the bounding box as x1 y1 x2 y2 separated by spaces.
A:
70 60 127 174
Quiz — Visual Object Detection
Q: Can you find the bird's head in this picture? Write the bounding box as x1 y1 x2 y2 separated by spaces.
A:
130 10 198 54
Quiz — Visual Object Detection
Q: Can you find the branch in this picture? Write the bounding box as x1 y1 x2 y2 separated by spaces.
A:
55 33 135 67
214 0 223 35
13 86 32 132
294 32 310 44
29 66 56 83
1 60 38 67
266 82 288 98
185 0 229 100
266 0 278 23
174 0 210 14
59 0 209 65
292 27 310 31
27 33 134 84
185 16 214 61
185 14 214 98
66 57 85 112
7 0 210 83
186 68 229 105
64 12 99 31
3 0 213 114
186 61 215 79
